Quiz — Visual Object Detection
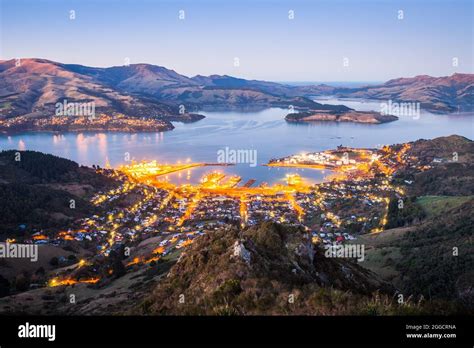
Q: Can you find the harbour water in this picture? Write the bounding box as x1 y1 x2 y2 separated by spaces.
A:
1 99 472 185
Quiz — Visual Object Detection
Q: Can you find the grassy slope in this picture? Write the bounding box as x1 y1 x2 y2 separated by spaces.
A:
353 226 414 282
359 195 469 282
416 195 473 217
357 196 473 309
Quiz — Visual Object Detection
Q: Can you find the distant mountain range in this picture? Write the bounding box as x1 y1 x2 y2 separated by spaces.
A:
0 59 325 120
0 58 472 131
329 74 474 113
0 59 176 120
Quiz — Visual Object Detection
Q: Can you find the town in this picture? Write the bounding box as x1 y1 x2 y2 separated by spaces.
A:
9 143 416 288
0 113 174 133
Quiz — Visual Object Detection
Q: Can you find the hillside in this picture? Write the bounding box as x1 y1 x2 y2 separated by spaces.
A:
72 64 329 111
357 198 473 310
0 59 174 118
156 86 332 111
0 136 471 315
0 150 117 238
0 220 463 315
65 63 198 92
134 222 413 315
395 135 474 196
0 59 330 116
355 135 474 311
397 199 473 304
0 59 201 132
1 59 471 131
331 73 474 113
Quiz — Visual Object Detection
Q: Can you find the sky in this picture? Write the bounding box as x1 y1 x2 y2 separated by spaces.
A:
0 0 473 82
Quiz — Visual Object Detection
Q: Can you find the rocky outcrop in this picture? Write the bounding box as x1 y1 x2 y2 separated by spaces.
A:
232 241 251 264
138 222 393 315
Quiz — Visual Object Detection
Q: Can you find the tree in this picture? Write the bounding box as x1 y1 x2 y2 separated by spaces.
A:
15 273 30 292
49 256 59 266
0 275 10 298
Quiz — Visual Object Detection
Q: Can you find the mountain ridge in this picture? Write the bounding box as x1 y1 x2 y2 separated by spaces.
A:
1 58 472 132
331 73 474 113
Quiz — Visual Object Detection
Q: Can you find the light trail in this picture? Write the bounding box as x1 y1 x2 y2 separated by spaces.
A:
48 277 100 287
177 191 205 226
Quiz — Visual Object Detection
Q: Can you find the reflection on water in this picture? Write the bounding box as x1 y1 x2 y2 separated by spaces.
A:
0 99 472 185
159 165 330 186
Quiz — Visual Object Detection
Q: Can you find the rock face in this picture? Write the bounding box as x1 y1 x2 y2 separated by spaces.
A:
232 241 251 264
138 222 393 315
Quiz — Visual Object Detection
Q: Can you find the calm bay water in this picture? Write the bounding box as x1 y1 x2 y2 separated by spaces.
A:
1 99 472 185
